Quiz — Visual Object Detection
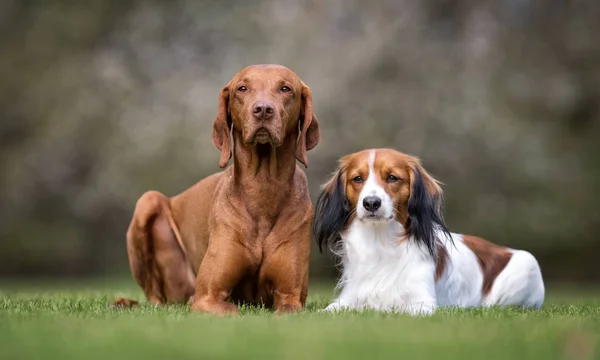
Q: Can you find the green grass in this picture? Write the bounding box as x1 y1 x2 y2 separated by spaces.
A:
1 279 599 360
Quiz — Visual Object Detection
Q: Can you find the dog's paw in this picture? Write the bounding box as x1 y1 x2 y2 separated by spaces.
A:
110 298 140 309
321 302 346 313
274 304 301 315
398 303 437 317
190 299 239 317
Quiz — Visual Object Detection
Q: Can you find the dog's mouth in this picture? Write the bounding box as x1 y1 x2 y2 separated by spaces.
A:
360 213 394 223
253 128 272 145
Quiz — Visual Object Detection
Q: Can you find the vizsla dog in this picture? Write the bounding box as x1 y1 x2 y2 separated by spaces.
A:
112 64 320 315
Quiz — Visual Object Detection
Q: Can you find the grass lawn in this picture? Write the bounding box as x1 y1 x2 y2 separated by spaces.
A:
1 278 599 360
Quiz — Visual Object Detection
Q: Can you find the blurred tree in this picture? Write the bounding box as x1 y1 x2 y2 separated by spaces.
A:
0 0 598 281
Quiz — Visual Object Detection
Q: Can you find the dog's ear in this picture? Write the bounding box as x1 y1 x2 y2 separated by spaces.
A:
296 82 320 168
406 161 451 257
212 85 232 168
312 169 349 253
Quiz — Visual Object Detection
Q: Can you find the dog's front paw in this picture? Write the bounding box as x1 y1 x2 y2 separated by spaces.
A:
321 301 346 313
275 303 302 315
403 303 436 317
190 298 239 317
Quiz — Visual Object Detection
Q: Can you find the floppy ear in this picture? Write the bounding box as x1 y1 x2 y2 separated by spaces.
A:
296 83 320 168
406 161 451 257
212 85 232 168
312 169 349 253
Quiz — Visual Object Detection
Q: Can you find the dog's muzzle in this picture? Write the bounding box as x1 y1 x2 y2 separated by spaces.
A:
253 127 272 144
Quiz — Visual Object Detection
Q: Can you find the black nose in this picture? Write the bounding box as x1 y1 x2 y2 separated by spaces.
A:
252 101 275 120
363 196 381 212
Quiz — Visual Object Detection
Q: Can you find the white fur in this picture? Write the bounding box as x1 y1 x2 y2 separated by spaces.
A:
435 234 544 309
482 249 545 308
324 150 545 315
326 220 438 315
356 150 394 221
434 233 483 308
326 226 545 315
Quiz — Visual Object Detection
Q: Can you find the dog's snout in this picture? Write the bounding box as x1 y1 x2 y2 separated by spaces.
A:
363 196 382 212
252 101 275 120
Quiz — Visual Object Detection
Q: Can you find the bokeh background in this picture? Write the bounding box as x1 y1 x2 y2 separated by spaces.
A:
1 0 599 284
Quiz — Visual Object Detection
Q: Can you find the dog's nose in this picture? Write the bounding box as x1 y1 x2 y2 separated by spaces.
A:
363 196 382 212
252 101 275 120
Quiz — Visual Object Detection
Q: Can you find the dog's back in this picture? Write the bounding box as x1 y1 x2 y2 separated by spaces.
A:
435 233 545 309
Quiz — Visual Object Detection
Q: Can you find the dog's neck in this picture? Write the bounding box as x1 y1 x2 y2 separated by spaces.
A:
333 219 437 312
340 220 408 261
230 130 299 218
231 130 297 181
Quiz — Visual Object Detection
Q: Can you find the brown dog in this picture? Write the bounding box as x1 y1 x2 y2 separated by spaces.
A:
112 64 320 315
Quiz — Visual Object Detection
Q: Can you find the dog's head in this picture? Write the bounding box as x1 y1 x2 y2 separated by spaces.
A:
212 64 320 168
312 148 450 256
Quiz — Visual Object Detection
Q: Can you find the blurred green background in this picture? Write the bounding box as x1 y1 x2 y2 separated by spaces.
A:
0 0 599 284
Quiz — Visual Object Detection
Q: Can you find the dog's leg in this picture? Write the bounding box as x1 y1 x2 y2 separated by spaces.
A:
482 250 545 309
190 235 248 316
111 191 195 307
260 227 310 314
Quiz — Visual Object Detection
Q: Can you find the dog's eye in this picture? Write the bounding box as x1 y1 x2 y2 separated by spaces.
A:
387 175 399 183
352 176 363 184
280 86 291 93
237 86 248 92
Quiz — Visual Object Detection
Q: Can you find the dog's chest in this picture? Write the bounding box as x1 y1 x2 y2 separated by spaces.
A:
339 222 435 309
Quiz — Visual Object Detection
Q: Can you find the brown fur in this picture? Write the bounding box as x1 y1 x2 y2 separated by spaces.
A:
435 242 449 282
111 64 320 316
317 149 514 291
333 149 442 233
461 235 513 295
338 150 511 292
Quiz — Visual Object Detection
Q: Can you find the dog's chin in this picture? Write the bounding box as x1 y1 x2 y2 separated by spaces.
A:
247 128 282 146
253 128 272 144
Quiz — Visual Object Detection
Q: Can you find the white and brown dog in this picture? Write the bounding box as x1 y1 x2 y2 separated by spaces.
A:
313 148 544 315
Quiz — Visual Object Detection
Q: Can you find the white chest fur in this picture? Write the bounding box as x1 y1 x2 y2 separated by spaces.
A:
326 226 545 314
327 220 438 315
